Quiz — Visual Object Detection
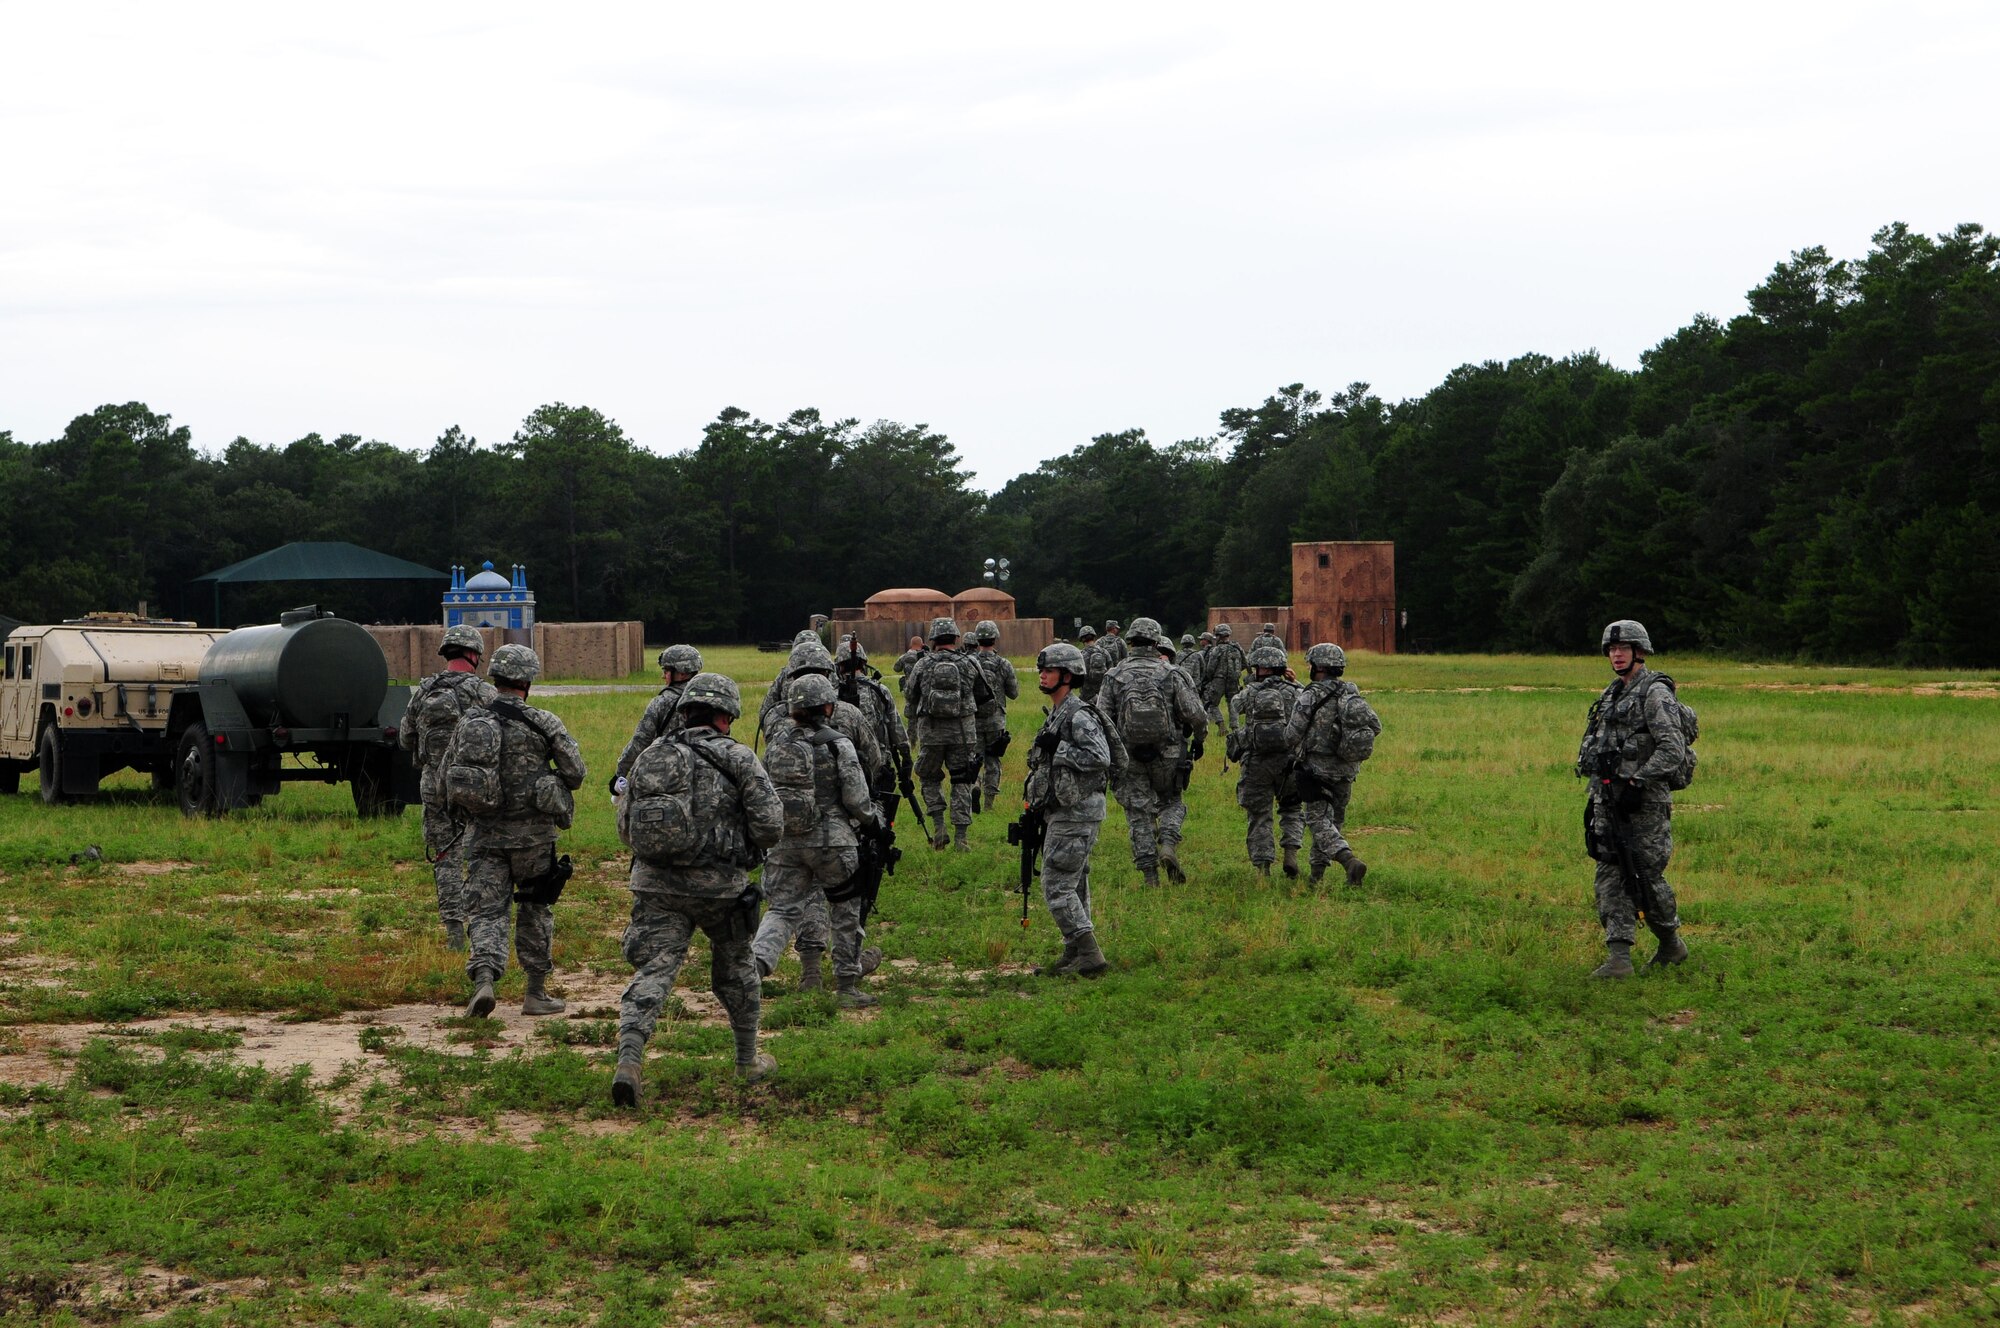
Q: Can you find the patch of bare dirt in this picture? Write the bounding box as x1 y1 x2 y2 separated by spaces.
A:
116 861 193 877
1738 681 1997 698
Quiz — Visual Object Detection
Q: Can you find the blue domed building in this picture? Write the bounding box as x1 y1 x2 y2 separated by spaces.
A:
444 562 536 631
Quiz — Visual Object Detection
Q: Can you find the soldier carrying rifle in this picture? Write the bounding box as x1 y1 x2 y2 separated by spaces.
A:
1013 642 1112 978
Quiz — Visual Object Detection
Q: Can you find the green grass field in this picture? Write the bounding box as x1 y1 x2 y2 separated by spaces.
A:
0 649 1995 1325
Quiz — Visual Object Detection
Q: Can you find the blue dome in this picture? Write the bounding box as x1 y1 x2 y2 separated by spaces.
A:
465 560 511 591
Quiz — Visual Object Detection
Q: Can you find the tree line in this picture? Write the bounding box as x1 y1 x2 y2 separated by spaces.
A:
3 222 1996 664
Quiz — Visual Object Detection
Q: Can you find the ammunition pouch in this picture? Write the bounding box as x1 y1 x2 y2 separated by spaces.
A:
1583 801 1617 864
1289 762 1328 804
513 852 574 907
1127 743 1162 764
987 729 1011 759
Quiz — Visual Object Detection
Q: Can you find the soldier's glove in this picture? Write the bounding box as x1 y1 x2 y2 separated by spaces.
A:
609 775 628 797
1033 728 1061 759
1614 778 1645 815
1190 738 1205 762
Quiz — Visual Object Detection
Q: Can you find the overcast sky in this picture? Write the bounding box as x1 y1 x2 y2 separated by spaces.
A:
3 2 1996 488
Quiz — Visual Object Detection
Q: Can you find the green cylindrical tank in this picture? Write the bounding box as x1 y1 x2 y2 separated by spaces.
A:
201 610 388 729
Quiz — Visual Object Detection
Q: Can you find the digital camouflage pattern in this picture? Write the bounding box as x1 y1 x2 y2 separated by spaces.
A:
613 681 689 782
972 644 1019 800
397 667 500 926
906 646 991 837
1233 675 1303 866
1097 653 1205 871
1078 640 1112 702
1024 692 1111 940
1580 664 1685 945
1286 678 1370 870
752 719 879 984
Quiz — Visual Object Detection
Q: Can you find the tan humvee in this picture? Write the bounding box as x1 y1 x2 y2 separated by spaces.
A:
0 612 225 802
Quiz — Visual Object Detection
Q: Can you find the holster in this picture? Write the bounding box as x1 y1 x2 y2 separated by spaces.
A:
720 883 764 941
513 852 574 907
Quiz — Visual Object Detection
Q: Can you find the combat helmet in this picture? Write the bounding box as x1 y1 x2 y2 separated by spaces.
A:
1077 624 1098 641
974 620 1001 644
677 672 742 718
1213 623 1234 638
835 637 868 667
657 644 703 675
1262 622 1277 634
1180 633 1196 648
1249 645 1288 671
1157 637 1179 660
1306 642 1347 673
488 644 542 684
1600 620 1654 654
787 673 838 712
928 617 962 642
794 628 819 645
439 624 485 659
1105 619 1122 632
788 639 835 674
1037 641 1087 675
1125 617 1163 645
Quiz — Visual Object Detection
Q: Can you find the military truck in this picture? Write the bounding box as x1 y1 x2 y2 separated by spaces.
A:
166 606 419 818
1 613 226 801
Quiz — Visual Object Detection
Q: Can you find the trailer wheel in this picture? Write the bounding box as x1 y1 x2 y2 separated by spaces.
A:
39 727 76 804
176 724 221 818
351 750 404 819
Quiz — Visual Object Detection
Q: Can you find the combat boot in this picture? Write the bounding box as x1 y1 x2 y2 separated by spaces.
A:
1036 938 1080 977
737 1052 777 1084
859 946 883 976
611 1059 642 1108
1253 861 1272 878
522 973 566 1016
930 827 949 851
1140 865 1161 888
443 920 467 952
465 970 498 1019
1309 862 1327 886
1282 846 1300 879
1589 942 1636 979
836 979 879 1009
1335 847 1367 886
953 825 970 852
1648 929 1689 967
1160 848 1187 885
797 949 825 992
1070 931 1110 979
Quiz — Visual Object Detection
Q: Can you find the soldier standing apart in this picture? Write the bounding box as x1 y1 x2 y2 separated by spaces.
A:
1229 645 1305 877
610 644 702 796
441 645 586 1017
1075 625 1109 703
753 676 887 1009
1208 623 1248 735
398 625 498 950
1252 621 1284 655
1286 643 1376 886
1097 619 1206 886
906 617 992 850
612 674 784 1106
1577 620 1690 979
894 634 926 696
1100 620 1129 669
1024 643 1112 977
970 620 1019 813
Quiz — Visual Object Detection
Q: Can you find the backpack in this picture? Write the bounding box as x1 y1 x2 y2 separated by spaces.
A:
1649 674 1700 790
443 707 506 816
414 672 482 765
1335 690 1381 764
765 727 837 837
1117 666 1179 753
619 737 704 864
917 654 972 720
1241 681 1295 756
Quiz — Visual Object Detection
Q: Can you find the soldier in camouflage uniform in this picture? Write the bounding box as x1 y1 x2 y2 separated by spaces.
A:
1100 620 1129 669
1024 642 1112 977
893 634 926 695
1252 622 1284 655
441 645 587 1018
1075 625 1110 703
1097 619 1207 886
906 617 992 850
969 620 1019 812
1577 620 1689 979
397 625 498 950
1229 645 1304 877
837 637 911 794
1285 643 1374 886
752 675 887 1010
611 644 703 794
1207 623 1248 735
612 673 785 1106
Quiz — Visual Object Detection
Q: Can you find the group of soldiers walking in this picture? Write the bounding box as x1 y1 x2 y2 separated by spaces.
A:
396 609 1690 1108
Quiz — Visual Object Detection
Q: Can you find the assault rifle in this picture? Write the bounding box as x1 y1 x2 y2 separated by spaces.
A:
1588 748 1656 919
1005 802 1046 929
895 749 930 842
831 816 901 928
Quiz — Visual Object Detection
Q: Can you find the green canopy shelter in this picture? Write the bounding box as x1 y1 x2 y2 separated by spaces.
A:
190 542 448 627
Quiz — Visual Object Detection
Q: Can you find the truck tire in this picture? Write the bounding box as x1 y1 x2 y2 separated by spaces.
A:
39 727 88 804
176 723 221 818
0 763 18 795
351 749 404 819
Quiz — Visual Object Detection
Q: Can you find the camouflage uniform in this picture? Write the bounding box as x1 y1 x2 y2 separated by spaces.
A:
906 631 992 846
1285 677 1369 876
1100 624 1129 669
1206 635 1248 732
613 681 689 784
444 694 587 987
397 664 497 935
972 641 1019 804
1078 639 1112 703
618 724 785 1068
751 715 881 991
1231 673 1303 869
1025 691 1111 943
1580 665 1685 948
1252 626 1284 656
1097 648 1206 879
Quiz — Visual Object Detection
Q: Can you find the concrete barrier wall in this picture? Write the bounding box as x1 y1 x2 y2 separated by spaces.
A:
1208 606 1294 647
367 622 646 681
838 618 1055 661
